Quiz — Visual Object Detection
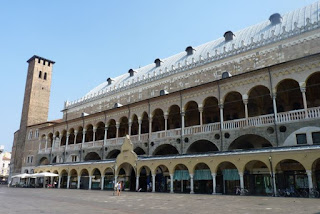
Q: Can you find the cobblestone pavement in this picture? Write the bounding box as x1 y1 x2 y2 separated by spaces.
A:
1 186 320 214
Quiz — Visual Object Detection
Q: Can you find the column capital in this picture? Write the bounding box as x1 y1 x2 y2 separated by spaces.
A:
300 87 306 93
198 107 203 112
116 123 120 129
128 121 132 126
211 172 216 177
238 172 244 177
306 170 312 175
74 130 78 135
243 99 248 105
189 173 194 179
218 104 224 109
181 112 185 116
93 127 97 132
272 93 277 99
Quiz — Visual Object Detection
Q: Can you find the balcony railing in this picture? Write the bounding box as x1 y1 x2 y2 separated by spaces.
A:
43 106 320 154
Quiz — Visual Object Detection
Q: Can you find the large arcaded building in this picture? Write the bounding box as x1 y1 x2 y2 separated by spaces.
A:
11 2 320 196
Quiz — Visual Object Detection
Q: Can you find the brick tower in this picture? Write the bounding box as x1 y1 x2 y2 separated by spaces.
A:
12 55 55 174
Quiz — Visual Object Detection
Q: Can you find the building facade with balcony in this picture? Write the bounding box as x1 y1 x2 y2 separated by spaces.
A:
12 2 320 196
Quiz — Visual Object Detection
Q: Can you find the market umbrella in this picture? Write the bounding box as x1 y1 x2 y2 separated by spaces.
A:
11 173 32 179
32 172 59 177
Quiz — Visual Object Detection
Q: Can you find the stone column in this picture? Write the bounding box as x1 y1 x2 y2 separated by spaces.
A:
152 174 156 193
272 173 277 196
138 118 142 141
181 112 185 135
52 137 56 149
149 117 152 139
164 113 168 137
199 106 203 126
38 139 41 151
272 93 278 122
170 174 174 193
136 175 139 191
300 87 308 118
212 173 216 194
67 175 70 189
116 123 120 139
66 133 70 150
101 176 105 190
306 170 314 193
239 172 244 195
104 126 108 146
93 127 97 143
59 134 63 148
219 104 224 129
58 176 61 188
128 120 132 136
89 176 92 190
190 174 194 194
243 98 249 125
77 176 81 189
43 177 46 188
74 131 78 144
45 136 48 151
82 129 86 144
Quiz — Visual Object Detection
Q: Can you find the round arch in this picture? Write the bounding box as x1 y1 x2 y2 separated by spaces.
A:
153 144 179 156
60 169 68 188
131 114 139 135
193 163 213 194
80 169 90 189
103 167 114 190
216 161 239 195
107 119 116 139
243 160 271 195
184 101 199 127
134 147 146 155
173 164 190 193
248 85 273 117
138 166 152 192
152 108 165 132
119 117 129 137
312 158 320 190
306 71 320 108
96 122 105 141
69 169 78 189
228 134 273 151
141 112 149 134
39 157 49 165
275 159 307 192
276 79 303 112
84 152 101 161
168 105 181 129
223 91 245 121
91 168 102 190
117 162 136 191
85 124 94 142
186 140 219 154
202 96 220 124
106 149 120 159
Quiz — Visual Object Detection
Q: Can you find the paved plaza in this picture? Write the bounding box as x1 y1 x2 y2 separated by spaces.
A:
0 186 319 214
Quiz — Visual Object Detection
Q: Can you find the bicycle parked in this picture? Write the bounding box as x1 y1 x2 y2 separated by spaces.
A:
235 186 249 195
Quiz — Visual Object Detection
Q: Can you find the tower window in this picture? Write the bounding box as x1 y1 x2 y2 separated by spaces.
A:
44 72 47 80
43 60 45 65
38 58 41 63
48 62 51 67
39 71 42 78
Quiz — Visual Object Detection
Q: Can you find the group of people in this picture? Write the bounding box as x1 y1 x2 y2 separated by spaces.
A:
114 181 123 196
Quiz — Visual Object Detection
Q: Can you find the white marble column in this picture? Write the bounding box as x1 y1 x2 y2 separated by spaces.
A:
128 120 132 136
138 118 142 141
212 173 216 194
104 126 108 146
58 176 61 188
170 174 174 193
149 117 152 139
152 174 156 193
272 93 278 122
199 107 203 126
93 127 97 143
59 134 63 148
101 176 105 190
181 112 185 135
116 123 120 139
89 176 92 190
306 170 313 191
67 175 70 189
82 129 86 144
219 104 224 129
243 99 249 125
74 131 78 144
77 176 81 189
300 87 308 118
136 175 140 191
65 133 70 150
190 174 194 194
239 172 244 195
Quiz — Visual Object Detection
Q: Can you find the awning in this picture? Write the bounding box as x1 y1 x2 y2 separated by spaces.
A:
173 170 190 181
194 169 212 180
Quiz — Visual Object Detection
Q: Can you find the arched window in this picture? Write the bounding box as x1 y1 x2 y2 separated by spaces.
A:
44 72 47 80
38 71 42 78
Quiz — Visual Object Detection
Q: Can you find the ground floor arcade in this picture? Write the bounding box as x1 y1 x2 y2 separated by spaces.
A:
35 136 320 197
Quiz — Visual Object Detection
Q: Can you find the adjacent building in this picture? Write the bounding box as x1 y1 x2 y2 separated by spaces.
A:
11 2 320 195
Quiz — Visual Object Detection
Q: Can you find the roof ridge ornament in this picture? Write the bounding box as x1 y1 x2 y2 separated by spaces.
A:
269 13 282 25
